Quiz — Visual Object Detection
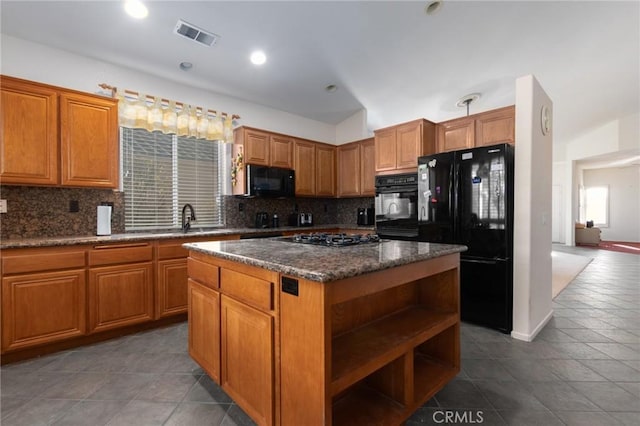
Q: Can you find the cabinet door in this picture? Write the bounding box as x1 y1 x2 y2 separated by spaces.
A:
374 128 397 172
270 135 293 169
2 270 86 352
244 129 270 166
337 143 361 197
88 262 154 332
188 279 221 383
475 106 515 147
0 77 59 185
437 118 474 153
60 93 119 188
294 139 316 196
221 295 274 426
360 138 376 196
315 144 336 197
396 122 423 169
156 258 188 318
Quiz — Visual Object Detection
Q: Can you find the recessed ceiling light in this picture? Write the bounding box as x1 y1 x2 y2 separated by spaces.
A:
425 1 443 16
124 0 148 19
250 50 267 65
179 62 193 71
325 84 338 93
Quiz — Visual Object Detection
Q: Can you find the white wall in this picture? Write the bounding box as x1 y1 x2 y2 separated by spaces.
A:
512 75 553 342
583 166 640 242
335 109 371 144
0 35 337 143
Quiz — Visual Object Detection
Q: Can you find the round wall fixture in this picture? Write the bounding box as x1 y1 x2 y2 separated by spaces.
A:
179 62 193 71
325 84 338 93
541 105 551 135
425 1 443 16
250 50 267 65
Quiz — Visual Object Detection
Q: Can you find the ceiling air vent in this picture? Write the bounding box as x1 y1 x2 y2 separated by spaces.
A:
174 19 219 47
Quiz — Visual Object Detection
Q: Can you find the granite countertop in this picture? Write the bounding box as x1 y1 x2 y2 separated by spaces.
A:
184 238 467 283
0 224 375 249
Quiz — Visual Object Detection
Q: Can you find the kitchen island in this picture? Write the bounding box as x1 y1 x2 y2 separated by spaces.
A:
184 237 466 426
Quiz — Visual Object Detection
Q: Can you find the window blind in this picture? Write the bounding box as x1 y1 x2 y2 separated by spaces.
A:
121 127 225 231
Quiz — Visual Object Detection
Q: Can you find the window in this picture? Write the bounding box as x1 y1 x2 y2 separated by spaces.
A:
583 185 609 227
121 128 226 231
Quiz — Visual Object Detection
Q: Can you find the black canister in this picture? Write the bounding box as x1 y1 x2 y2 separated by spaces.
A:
272 214 279 228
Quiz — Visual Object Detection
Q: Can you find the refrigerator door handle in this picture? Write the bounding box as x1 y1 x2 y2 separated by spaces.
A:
461 258 500 265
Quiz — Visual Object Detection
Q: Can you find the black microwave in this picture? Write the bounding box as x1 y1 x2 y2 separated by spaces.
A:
245 165 295 197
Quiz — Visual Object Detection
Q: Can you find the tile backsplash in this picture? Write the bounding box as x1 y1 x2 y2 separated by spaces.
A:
0 185 374 240
0 186 125 239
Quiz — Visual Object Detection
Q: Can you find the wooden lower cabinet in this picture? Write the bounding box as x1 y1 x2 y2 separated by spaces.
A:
1 269 86 352
188 279 221 382
88 262 154 333
157 258 189 318
221 295 274 426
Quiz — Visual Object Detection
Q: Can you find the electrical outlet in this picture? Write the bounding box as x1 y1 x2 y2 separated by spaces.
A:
238 202 244 212
69 200 79 213
0 199 7 214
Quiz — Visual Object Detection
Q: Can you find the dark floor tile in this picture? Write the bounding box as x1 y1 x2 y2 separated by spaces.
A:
535 327 577 342
135 373 199 402
220 404 257 426
548 342 612 359
122 352 180 373
580 359 640 382
554 410 624 426
1 398 78 426
184 375 233 404
0 352 68 372
615 382 640 398
474 380 546 410
500 359 560 382
568 381 640 412
609 412 640 426
41 372 108 399
167 352 204 374
164 402 230 426
88 373 157 400
541 359 608 381
586 342 640 360
497 408 564 426
51 400 127 426
1 371 69 399
105 400 176 426
592 329 640 344
1 397 32 420
433 380 493 409
560 327 615 343
524 381 601 411
461 359 516 380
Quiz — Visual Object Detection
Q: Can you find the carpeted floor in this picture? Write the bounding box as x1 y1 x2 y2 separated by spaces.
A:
551 251 593 298
577 241 640 255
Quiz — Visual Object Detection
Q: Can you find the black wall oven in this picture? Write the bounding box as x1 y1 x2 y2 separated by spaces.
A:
374 173 418 240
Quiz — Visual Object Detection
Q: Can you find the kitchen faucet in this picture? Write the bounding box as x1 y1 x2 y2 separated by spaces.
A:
181 203 196 233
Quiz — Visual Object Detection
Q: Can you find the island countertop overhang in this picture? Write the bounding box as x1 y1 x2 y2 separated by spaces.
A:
183 239 467 283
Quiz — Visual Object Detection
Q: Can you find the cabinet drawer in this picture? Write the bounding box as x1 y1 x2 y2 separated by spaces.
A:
89 243 153 266
2 250 85 274
188 257 220 290
220 269 274 312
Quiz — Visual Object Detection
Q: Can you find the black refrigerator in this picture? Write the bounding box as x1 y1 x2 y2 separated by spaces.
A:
418 143 514 333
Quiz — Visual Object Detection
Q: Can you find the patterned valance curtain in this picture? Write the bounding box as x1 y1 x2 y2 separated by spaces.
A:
99 84 238 143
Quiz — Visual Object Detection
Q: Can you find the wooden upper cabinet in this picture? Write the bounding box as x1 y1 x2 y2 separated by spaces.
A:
315 144 336 197
360 138 375 196
0 76 59 185
294 139 316 196
437 106 515 153
437 117 474 153
374 119 436 175
475 106 515 147
337 138 374 197
270 134 293 169
337 143 361 197
240 128 270 166
0 75 118 188
60 93 119 188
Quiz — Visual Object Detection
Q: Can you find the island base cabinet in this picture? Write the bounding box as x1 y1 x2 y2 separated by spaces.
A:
88 262 154 333
221 295 274 426
1 270 86 352
156 259 188 318
188 279 221 383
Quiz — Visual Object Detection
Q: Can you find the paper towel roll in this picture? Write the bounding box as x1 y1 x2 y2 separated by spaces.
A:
97 205 112 236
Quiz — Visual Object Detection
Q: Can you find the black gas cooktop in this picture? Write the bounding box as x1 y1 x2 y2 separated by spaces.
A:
281 233 381 247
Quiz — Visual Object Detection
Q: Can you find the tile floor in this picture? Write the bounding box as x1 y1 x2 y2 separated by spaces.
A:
1 244 638 425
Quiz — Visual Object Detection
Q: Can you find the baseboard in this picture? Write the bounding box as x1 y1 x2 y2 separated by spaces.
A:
511 310 554 342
